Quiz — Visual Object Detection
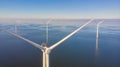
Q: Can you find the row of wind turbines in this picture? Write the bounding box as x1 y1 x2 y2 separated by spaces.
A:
4 19 103 67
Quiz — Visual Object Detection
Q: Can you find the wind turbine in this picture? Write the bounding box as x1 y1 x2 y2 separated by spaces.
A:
4 19 94 67
45 19 52 45
14 22 17 33
95 20 104 66
96 20 104 51
14 20 21 33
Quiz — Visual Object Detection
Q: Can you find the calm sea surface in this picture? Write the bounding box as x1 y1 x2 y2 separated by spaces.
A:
0 19 120 67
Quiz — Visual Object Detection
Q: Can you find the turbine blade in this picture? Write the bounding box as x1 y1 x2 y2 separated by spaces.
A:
49 19 94 50
4 30 42 50
46 22 48 44
97 20 104 27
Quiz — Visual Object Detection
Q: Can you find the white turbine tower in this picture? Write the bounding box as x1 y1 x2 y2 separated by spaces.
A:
95 20 104 66
96 20 103 51
14 20 20 33
45 19 52 45
14 22 17 33
4 19 94 67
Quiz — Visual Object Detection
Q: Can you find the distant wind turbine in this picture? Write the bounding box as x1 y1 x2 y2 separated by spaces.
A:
96 20 103 51
46 19 52 45
95 20 104 66
4 19 94 67
14 23 17 33
14 20 20 33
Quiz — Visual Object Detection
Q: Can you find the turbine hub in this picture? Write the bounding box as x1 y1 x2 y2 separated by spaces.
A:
45 48 51 54
41 43 51 54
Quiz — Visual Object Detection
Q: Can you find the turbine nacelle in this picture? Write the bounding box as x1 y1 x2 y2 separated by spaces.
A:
41 43 51 54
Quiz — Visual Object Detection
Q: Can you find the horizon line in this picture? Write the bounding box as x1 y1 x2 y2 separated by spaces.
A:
0 17 120 20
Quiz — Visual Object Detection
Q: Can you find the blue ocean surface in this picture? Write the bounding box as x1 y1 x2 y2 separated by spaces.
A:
0 19 120 67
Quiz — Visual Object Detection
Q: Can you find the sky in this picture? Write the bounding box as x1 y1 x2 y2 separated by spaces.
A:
0 0 120 19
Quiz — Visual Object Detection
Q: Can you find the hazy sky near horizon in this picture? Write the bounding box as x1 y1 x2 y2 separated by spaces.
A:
0 0 120 19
